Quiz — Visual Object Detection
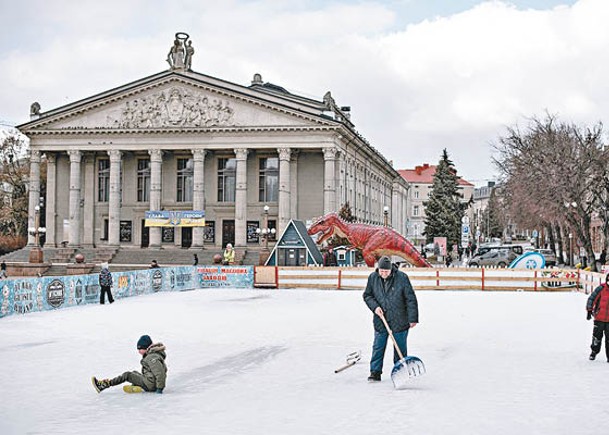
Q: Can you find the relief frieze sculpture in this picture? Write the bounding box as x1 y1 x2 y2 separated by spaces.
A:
111 86 236 129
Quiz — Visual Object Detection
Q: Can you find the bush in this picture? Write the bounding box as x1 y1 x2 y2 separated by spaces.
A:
0 235 26 256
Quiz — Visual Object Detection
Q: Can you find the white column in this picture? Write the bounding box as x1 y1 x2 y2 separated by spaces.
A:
278 147 291 235
191 149 207 248
290 151 299 218
45 153 57 247
108 150 122 246
323 147 338 214
234 148 248 247
83 154 95 247
27 150 41 246
391 183 404 234
149 149 163 248
67 150 82 247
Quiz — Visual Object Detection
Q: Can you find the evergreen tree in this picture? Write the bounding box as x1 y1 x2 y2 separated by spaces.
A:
328 202 355 248
423 149 466 250
338 201 356 223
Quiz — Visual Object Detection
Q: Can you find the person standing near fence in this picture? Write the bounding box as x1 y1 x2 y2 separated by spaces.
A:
98 263 114 304
586 273 609 361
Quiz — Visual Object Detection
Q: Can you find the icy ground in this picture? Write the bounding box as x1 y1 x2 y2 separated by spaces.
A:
1 289 608 435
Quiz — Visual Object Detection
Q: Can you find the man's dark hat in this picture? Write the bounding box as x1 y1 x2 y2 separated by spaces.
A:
378 256 392 270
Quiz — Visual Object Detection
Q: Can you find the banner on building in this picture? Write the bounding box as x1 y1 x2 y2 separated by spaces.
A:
145 211 205 227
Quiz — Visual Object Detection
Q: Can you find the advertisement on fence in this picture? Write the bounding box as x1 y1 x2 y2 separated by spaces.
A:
197 266 254 288
0 265 254 318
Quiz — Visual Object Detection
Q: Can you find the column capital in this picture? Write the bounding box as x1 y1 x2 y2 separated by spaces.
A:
234 148 249 160
30 149 41 163
322 147 338 160
67 150 82 163
191 148 207 161
278 147 292 161
108 149 123 162
44 152 56 164
148 149 163 161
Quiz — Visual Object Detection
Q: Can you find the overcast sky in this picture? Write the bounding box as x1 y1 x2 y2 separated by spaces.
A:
3 0 607 186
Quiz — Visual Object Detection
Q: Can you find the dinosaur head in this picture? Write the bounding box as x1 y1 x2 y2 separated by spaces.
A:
308 213 341 244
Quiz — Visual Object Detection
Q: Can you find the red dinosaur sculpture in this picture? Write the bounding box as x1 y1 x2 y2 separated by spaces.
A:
308 213 432 268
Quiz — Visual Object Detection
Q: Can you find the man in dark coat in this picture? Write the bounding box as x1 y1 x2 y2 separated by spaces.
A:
363 256 418 382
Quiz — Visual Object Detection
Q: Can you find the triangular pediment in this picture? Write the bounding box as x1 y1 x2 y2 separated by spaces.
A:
21 74 335 132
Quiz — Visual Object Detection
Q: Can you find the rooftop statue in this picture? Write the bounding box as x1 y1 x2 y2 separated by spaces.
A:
167 32 193 70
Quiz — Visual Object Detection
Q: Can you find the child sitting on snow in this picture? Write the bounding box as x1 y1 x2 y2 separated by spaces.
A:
92 335 167 393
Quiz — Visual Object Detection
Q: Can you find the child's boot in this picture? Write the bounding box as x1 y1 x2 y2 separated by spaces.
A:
92 376 111 393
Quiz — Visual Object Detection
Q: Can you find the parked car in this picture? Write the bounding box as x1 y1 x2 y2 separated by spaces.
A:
536 249 557 267
476 245 523 257
468 248 516 268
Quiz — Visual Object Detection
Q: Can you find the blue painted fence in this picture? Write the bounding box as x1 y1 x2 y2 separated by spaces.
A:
0 265 254 318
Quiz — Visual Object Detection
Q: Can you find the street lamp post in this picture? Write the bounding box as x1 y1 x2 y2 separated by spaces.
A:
568 233 573 267
28 197 46 263
564 201 577 267
256 205 276 265
383 206 389 227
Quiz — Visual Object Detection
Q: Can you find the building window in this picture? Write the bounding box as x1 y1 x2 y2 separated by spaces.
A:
413 224 419 236
176 158 194 202
120 221 132 242
413 205 420 216
101 218 109 240
98 159 110 202
204 221 215 243
259 157 278 202
218 157 236 202
268 219 277 241
414 190 419 199
162 227 175 243
137 159 151 202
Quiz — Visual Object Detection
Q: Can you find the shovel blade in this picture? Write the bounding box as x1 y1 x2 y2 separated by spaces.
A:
390 356 426 389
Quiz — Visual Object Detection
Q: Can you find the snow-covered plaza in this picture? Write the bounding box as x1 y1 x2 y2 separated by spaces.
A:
1 288 607 435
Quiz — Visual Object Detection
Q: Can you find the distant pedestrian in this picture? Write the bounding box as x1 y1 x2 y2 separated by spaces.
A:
445 254 452 268
600 249 606 266
587 273 609 362
222 244 235 265
0 260 7 279
324 248 337 266
193 254 199 266
98 263 114 304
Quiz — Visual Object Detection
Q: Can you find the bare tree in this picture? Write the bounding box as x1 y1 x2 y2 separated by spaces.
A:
0 132 30 242
493 114 608 271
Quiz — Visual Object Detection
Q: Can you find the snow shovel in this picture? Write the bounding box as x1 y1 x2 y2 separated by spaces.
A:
334 350 361 373
378 312 426 389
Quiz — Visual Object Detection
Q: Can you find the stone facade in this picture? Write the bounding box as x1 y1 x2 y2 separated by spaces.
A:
19 47 408 250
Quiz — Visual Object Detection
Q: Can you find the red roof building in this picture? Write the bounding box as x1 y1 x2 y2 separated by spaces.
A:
398 164 474 246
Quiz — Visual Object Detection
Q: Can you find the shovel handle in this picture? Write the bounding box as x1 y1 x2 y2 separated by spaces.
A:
378 312 405 361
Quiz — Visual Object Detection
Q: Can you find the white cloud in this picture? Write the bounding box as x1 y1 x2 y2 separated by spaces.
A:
1 0 608 184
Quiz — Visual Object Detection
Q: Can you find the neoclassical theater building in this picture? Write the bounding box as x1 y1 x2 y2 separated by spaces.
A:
18 34 409 251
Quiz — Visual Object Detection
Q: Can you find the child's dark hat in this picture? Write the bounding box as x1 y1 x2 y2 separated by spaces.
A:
137 335 153 350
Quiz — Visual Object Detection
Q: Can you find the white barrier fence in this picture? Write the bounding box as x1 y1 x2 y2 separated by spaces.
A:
255 266 588 291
